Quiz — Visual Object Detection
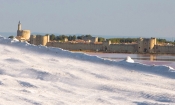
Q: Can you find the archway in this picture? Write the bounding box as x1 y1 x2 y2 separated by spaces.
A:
144 48 147 53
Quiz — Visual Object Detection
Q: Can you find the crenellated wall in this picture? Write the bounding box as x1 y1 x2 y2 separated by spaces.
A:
29 35 175 54
154 45 175 54
46 41 137 53
47 42 103 51
109 44 137 53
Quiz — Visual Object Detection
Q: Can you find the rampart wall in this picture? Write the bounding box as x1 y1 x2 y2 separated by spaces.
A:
109 44 137 53
30 35 175 54
47 42 103 51
46 42 138 53
154 45 175 54
30 35 36 45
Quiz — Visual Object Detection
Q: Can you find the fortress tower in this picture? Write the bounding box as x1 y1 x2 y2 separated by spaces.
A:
16 21 30 41
137 37 156 53
30 34 50 46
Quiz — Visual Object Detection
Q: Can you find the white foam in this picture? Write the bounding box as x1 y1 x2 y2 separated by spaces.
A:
0 36 175 105
125 56 134 63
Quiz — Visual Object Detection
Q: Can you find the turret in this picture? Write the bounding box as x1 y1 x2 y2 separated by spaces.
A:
18 21 21 30
137 37 156 53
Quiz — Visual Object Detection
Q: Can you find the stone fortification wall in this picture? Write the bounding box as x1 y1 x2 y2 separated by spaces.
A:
29 36 175 54
154 45 175 54
30 35 49 46
47 42 102 51
30 35 36 45
109 44 137 53
137 38 143 53
17 30 30 40
46 41 137 53
82 37 98 43
36 35 43 45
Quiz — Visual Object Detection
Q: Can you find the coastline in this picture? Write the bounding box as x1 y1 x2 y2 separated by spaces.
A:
71 50 175 63
77 51 175 69
71 50 175 55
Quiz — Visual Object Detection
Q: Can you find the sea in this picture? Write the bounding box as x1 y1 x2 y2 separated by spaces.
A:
85 53 175 69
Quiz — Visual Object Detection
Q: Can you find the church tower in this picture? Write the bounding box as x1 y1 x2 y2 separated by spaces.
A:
18 21 21 30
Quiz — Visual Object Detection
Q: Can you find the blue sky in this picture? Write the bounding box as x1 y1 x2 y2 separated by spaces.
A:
0 0 175 38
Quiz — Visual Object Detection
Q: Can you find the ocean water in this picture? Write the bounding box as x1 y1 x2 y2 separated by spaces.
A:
86 53 175 69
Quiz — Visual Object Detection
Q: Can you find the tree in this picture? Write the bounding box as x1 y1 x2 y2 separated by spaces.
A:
72 35 76 41
50 34 55 41
77 35 83 39
85 34 92 38
107 38 137 43
61 35 68 40
68 35 72 41
98 37 105 42
8 36 14 39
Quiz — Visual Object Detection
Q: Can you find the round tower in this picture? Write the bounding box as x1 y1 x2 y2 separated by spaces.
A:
137 37 143 53
16 21 31 40
149 37 156 53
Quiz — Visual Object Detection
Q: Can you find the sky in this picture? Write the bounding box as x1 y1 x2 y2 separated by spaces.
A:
0 0 175 38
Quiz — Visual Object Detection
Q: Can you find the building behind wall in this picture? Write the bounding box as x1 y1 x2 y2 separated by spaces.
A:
82 37 98 43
